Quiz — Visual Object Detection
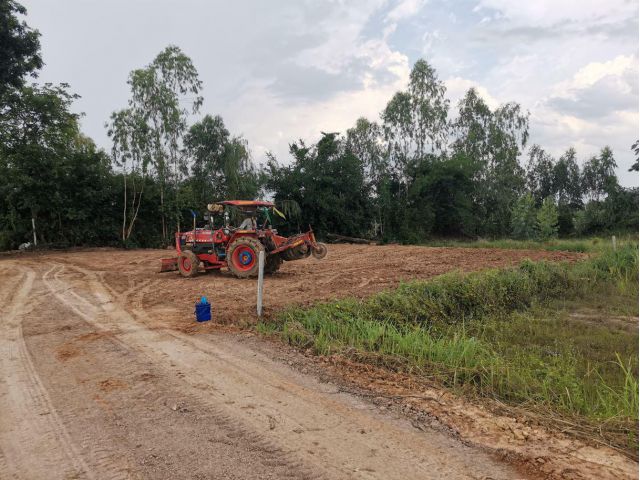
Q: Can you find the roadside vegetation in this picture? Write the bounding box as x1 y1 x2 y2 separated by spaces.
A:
259 241 639 453
422 235 638 253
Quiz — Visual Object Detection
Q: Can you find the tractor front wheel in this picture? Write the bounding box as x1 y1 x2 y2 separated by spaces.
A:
227 237 264 278
178 250 199 277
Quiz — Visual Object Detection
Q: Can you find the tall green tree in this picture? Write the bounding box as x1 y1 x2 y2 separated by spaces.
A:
0 84 79 241
481 102 529 236
0 2 119 248
382 60 449 176
345 117 388 236
183 114 258 207
346 117 386 186
0 84 118 247
108 45 203 242
266 133 371 237
407 153 478 238
0 0 42 95
629 140 638 172
451 88 493 162
107 107 152 241
453 89 529 236
552 147 583 234
525 145 555 205
406 59 450 157
552 148 583 208
582 146 617 201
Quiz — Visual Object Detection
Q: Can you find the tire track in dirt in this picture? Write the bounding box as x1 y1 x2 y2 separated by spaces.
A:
41 263 324 480
51 262 524 479
28 268 134 480
0 264 94 480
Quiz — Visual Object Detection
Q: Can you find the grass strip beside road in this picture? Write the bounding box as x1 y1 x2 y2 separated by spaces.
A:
258 243 639 451
420 235 637 253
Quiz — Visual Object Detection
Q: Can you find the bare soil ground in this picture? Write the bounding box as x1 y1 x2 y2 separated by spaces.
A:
23 244 582 327
0 245 634 479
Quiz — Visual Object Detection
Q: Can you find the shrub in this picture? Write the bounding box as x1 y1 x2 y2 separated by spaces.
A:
511 193 538 239
537 197 559 240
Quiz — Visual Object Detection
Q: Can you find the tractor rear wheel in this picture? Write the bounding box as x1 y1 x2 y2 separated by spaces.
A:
264 254 283 274
178 250 199 277
227 237 264 278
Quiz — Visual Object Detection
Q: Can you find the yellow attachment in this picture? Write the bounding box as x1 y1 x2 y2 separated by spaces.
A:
273 207 286 219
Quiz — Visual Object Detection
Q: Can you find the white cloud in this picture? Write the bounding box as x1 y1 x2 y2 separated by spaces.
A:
443 49 638 186
383 0 427 39
421 29 442 55
475 0 637 28
543 55 637 132
530 108 638 167
445 77 500 110
551 55 637 94
221 0 414 162
294 0 388 74
530 54 639 184
230 51 410 162
386 0 426 23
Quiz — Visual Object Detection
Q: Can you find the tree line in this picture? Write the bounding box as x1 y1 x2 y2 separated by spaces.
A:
0 1 637 250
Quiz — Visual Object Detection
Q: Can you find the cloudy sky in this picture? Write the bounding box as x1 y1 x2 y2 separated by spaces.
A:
21 0 639 186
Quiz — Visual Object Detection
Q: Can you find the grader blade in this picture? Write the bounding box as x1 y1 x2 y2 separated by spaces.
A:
159 257 178 273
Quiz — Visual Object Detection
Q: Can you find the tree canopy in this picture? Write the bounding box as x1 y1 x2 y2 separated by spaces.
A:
0 0 42 94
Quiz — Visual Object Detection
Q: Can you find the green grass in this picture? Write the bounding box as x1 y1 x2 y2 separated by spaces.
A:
420 235 638 253
259 242 639 450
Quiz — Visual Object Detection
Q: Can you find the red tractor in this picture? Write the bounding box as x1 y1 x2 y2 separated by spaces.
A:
160 200 328 278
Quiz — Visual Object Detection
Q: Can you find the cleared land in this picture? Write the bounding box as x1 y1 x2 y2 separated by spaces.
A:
0 245 634 479
30 244 581 326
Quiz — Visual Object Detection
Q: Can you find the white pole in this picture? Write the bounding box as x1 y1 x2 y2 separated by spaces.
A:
612 235 617 251
31 217 37 246
257 250 264 317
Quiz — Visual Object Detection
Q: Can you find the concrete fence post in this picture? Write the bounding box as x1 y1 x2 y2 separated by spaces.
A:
257 250 265 317
612 235 617 251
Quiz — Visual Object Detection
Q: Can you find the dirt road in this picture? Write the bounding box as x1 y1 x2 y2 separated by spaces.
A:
0 246 580 479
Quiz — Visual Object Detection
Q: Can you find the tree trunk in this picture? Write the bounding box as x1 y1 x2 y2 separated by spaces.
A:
31 215 37 246
327 233 374 244
58 212 65 241
122 168 127 242
160 184 166 244
125 174 145 240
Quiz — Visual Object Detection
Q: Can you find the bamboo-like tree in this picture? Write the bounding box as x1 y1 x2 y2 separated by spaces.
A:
108 45 202 242
382 60 449 177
